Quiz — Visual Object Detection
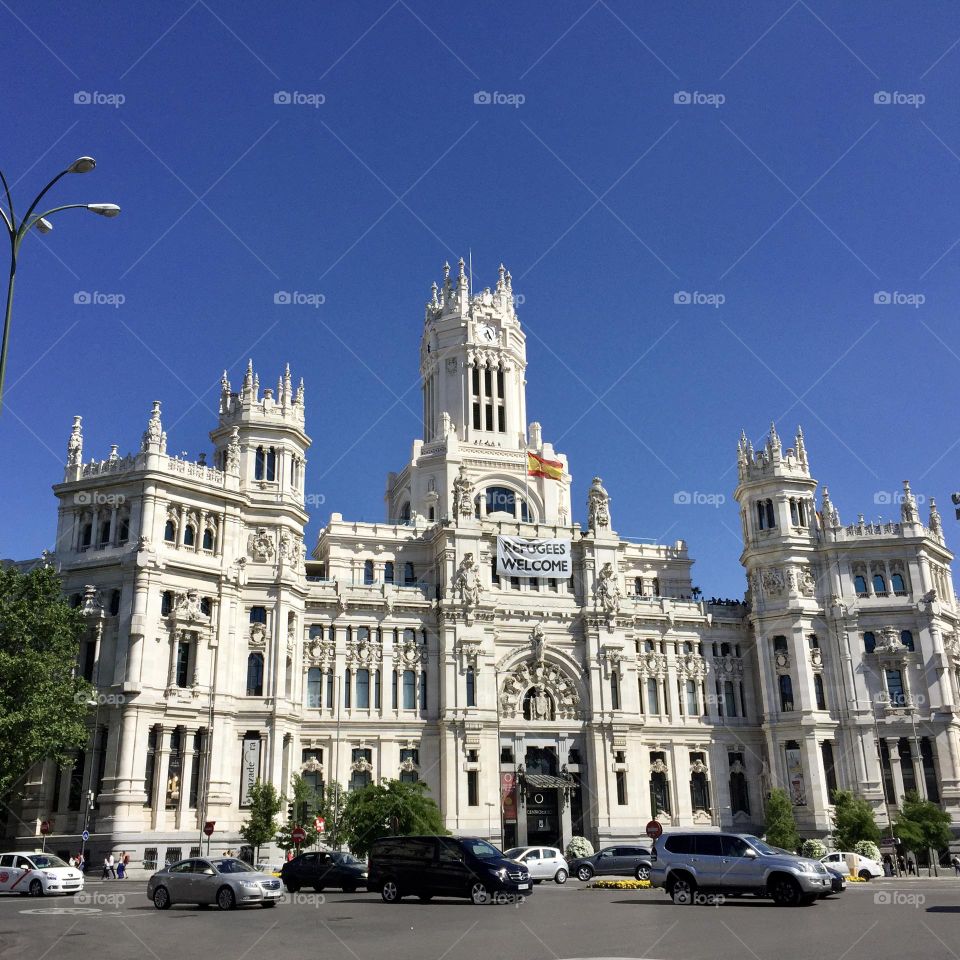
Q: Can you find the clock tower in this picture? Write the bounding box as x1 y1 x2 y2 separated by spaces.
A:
385 258 571 526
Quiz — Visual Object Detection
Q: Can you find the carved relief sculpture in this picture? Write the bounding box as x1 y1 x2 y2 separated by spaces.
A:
587 476 610 532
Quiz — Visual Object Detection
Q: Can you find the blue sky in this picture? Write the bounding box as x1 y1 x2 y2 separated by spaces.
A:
2 0 960 597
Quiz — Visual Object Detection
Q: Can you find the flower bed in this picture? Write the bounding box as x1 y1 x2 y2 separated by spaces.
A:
589 879 652 889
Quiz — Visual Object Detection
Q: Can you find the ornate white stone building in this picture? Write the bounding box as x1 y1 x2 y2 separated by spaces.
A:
7 259 960 863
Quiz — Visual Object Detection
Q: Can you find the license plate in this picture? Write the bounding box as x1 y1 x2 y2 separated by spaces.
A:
518 883 530 890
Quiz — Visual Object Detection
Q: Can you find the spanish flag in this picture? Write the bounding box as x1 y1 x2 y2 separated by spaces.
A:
527 451 563 480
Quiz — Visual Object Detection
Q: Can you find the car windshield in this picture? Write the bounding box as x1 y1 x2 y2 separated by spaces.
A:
465 840 502 860
503 848 524 859
331 853 363 865
29 855 67 868
214 859 253 874
741 836 784 856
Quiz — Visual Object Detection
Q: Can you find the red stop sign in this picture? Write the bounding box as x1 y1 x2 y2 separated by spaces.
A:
291 826 306 844
40 820 51 835
203 821 216 837
645 819 663 840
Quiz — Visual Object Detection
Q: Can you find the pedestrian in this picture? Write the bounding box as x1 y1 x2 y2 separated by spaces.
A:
898 855 906 874
907 855 916 876
882 854 893 877
122 851 130 878
108 853 116 879
77 853 85 873
102 855 111 880
68 855 77 868
951 854 960 877
116 852 125 880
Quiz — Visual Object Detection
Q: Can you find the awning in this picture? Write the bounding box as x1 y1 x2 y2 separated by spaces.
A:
521 774 574 789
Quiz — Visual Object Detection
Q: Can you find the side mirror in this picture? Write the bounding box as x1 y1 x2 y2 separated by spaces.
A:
203 868 216 875
744 848 758 859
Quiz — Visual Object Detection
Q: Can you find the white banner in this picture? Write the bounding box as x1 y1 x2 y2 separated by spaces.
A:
496 536 572 579
240 737 261 807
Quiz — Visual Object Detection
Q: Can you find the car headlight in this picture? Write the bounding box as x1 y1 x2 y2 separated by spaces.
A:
360 871 368 878
44 873 58 880
489 867 508 879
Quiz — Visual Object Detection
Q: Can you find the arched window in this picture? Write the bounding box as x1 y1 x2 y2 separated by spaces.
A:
854 574 868 594
384 561 394 584
255 446 265 480
685 679 698 715
403 562 415 586
729 753 750 815
356 669 370 709
117 515 130 544
420 669 427 710
402 670 416 709
814 673 826 710
399 502 411 523
646 677 660 714
873 573 887 595
650 753 670 815
374 669 381 709
392 669 399 709
307 667 322 707
183 525 195 547
161 590 173 615
610 672 620 710
202 528 214 551
778 674 794 711
109 589 121 616
98 520 110 546
249 606 267 624
757 499 776 530
765 499 776 528
483 486 529 520
200 597 212 616
522 687 554 721
891 573 906 593
363 560 374 585
246 652 264 696
634 577 643 596
864 631 876 653
885 669 906 707
651 577 660 597
344 668 352 708
773 635 788 653
690 758 710 812
266 447 277 482
466 666 476 707
900 630 915 652
164 520 176 543
723 680 737 717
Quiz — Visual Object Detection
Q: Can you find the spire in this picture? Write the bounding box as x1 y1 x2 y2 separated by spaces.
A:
821 485 839 527
929 497 943 539
66 415 83 467
900 480 919 524
768 421 781 458
430 280 439 308
296 376 305 406
283 363 292 406
497 262 506 291
242 359 254 399
795 425 807 466
141 401 163 452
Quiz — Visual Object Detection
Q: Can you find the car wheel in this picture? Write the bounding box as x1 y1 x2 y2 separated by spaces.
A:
285 881 300 893
635 865 651 881
152 886 171 910
28 880 44 897
769 876 802 907
554 869 568 884
217 886 236 911
800 894 818 906
858 870 872 881
470 882 492 905
669 875 696 905
576 865 594 881
381 880 401 903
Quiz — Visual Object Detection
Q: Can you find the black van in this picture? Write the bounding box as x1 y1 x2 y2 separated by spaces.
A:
368 836 533 904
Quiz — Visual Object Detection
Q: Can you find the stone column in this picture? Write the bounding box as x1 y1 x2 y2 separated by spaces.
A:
177 731 194 831
709 743 731 826
669 744 693 824
151 727 171 831
116 708 141 803
886 737 905 805
108 505 118 546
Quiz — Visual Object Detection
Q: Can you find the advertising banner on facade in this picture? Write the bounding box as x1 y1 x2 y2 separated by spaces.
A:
240 737 261 807
785 746 806 806
496 536 571 579
501 773 517 822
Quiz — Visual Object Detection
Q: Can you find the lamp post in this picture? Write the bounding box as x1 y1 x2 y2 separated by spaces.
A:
0 156 120 412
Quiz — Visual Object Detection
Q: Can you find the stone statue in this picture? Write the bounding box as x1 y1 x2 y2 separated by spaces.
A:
247 527 275 562
225 426 241 474
532 685 552 721
141 401 163 451
453 553 481 607
452 465 475 519
595 562 621 616
530 623 546 664
67 416 83 466
587 476 610 531
167 774 180 802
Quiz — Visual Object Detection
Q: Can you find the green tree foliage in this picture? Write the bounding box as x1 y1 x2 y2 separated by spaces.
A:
853 840 881 863
894 791 952 860
276 773 336 851
239 780 284 862
0 565 91 803
800 838 826 859
341 779 447 857
832 789 881 850
764 788 800 852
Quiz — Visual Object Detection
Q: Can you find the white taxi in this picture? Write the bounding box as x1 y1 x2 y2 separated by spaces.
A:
0 852 84 896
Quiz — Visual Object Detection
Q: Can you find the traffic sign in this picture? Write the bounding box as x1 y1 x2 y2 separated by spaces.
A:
645 819 663 840
81 830 90 842
40 820 51 836
203 821 216 837
291 826 307 845
314 817 325 833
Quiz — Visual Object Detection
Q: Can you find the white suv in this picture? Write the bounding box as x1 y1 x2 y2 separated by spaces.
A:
0 852 84 896
819 851 884 880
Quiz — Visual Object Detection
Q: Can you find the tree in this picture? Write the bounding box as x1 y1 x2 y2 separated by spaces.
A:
565 836 594 859
0 565 92 804
764 788 800 851
275 773 323 852
831 789 880 850
340 779 447 858
317 781 347 847
800 838 826 859
239 780 283 863
894 791 952 870
853 840 881 863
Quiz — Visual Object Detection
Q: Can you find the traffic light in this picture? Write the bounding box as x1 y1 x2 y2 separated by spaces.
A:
287 802 295 822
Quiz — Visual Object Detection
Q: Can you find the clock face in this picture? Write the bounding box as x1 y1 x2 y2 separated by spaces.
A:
479 324 497 343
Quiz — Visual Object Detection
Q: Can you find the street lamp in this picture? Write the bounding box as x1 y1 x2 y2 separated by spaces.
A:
0 156 120 412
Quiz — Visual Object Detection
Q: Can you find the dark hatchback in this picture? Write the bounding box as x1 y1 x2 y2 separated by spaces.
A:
281 851 369 893
368 836 533 904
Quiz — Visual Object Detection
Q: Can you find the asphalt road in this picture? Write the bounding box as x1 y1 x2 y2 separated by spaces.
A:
0 878 957 960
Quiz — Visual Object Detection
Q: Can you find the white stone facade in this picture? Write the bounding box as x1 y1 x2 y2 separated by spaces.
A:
7 260 960 862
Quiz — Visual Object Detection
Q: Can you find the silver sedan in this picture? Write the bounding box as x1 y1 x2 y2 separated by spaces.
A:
148 857 283 910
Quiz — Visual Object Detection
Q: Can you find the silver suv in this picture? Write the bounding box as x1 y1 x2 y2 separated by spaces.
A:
650 832 831 906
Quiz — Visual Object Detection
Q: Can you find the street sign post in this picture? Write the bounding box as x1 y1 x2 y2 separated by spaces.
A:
40 820 50 851
645 819 663 841
314 817 325 834
203 821 215 856
291 826 306 849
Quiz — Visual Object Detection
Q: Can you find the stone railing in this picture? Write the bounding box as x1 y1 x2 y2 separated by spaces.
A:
164 456 224 485
82 455 137 477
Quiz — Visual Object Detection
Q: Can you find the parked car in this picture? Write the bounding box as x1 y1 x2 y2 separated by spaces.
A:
148 857 283 910
568 844 653 882
650 832 831 906
281 851 368 892
822 866 846 897
368 835 532 904
819 851 884 880
503 847 569 884
0 852 84 896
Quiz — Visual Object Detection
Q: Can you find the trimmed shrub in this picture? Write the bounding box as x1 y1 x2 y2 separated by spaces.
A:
853 840 881 863
800 838 827 859
565 836 594 859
